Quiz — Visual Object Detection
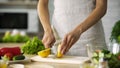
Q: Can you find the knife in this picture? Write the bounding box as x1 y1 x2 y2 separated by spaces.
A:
50 40 62 59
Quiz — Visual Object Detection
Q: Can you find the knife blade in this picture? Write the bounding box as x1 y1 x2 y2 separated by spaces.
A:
50 40 62 59
50 47 58 59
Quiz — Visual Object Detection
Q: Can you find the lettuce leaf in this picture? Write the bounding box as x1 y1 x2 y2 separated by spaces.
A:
21 37 45 54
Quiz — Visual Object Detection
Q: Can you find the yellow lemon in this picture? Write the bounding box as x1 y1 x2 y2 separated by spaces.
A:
57 51 63 58
57 44 63 58
38 48 51 58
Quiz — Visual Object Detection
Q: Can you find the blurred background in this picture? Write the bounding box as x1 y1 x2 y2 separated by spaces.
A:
0 0 43 39
0 0 120 43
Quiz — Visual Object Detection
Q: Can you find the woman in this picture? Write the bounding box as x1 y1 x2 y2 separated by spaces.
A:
37 0 107 56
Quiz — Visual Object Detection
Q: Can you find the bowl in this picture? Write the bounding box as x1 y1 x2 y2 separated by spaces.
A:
0 60 8 68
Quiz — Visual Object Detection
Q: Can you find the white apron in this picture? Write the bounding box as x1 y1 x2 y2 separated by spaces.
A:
51 0 106 56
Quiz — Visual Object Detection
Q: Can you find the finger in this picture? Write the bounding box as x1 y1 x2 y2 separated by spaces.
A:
42 39 48 48
62 39 74 54
42 36 47 44
61 37 72 54
42 38 50 48
44 43 49 48
62 35 73 54
66 35 72 44
60 36 67 51
65 37 79 54
65 38 74 53
45 39 54 48
61 36 67 46
49 40 55 48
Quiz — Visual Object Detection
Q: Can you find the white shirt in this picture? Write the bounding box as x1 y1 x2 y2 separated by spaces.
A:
52 0 106 56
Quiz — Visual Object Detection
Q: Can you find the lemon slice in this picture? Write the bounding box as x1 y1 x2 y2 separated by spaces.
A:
56 44 63 58
38 48 51 58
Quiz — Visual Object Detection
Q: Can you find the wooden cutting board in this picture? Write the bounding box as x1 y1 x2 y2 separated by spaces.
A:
31 55 89 64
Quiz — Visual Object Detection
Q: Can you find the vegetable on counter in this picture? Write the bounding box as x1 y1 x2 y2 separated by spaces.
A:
92 49 120 68
110 20 120 43
0 47 24 61
3 52 13 60
13 55 25 61
92 49 112 64
2 54 25 61
108 52 120 68
21 37 45 54
0 47 22 56
1 30 30 43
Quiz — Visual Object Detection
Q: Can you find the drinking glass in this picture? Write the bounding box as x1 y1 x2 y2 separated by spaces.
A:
0 60 8 68
80 62 96 68
86 42 107 58
86 42 111 68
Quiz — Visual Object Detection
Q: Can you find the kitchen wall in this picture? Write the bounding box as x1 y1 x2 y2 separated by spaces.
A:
49 0 120 43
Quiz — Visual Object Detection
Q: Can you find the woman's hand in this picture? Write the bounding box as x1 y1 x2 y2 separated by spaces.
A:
38 0 55 48
60 28 82 55
42 31 56 48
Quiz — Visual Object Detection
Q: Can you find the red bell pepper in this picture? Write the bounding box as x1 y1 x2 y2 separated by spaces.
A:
0 47 21 56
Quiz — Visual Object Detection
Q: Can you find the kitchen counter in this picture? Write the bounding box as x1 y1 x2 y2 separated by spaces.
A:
0 43 24 47
24 61 80 68
0 43 83 68
8 55 81 68
9 54 81 68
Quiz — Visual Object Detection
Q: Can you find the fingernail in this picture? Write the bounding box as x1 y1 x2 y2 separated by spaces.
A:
62 51 65 54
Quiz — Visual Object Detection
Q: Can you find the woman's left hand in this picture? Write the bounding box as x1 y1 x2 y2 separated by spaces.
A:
60 28 82 55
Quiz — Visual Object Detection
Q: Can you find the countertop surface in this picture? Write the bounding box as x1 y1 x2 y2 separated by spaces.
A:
0 43 85 68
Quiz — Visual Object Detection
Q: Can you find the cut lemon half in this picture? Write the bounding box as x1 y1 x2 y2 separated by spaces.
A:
38 48 51 58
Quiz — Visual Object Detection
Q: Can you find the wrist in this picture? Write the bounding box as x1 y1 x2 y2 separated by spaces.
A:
44 28 53 34
74 26 83 35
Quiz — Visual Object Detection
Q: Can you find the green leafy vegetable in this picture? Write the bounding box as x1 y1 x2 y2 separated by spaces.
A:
2 35 30 43
92 49 112 64
92 49 120 68
108 52 120 68
1 32 30 43
1 30 30 43
110 20 120 43
21 37 45 54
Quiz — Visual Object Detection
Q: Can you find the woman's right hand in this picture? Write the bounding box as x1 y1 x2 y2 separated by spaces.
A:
38 0 55 48
42 31 56 48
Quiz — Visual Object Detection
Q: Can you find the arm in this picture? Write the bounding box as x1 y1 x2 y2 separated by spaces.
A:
37 0 52 33
61 0 107 54
75 0 107 33
37 0 55 48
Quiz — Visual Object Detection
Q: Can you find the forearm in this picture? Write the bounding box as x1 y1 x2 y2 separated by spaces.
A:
37 0 52 33
76 0 107 34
